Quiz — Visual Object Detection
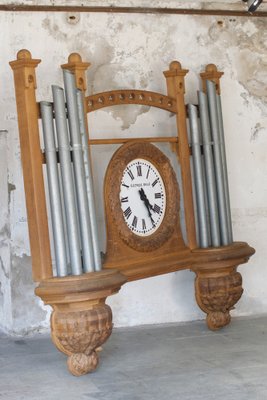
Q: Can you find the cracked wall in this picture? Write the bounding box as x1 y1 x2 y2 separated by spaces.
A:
0 6 266 333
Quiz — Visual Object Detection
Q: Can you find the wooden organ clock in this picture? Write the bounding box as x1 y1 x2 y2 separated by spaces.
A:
10 50 255 376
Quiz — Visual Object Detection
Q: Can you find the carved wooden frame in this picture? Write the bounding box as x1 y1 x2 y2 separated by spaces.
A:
104 141 180 252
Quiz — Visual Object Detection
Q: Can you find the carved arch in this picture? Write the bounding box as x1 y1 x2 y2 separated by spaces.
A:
86 90 177 114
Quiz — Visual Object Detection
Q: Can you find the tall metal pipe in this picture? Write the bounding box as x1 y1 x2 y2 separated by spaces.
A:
57 162 71 274
198 91 221 247
52 85 83 275
40 101 68 277
76 89 102 271
187 121 200 245
206 80 229 246
63 70 95 273
216 94 233 243
202 160 212 245
188 104 210 248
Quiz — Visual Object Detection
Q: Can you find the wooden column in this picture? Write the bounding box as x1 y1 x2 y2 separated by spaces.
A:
164 61 197 249
10 50 52 281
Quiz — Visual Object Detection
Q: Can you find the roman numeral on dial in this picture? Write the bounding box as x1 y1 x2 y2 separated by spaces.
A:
123 206 132 219
136 164 142 176
153 204 161 214
132 216 138 228
121 196 128 203
155 192 162 199
152 178 159 187
127 168 134 180
142 219 146 231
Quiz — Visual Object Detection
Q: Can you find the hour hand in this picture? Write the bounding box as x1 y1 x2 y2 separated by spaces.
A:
139 187 146 201
139 188 154 210
138 189 155 226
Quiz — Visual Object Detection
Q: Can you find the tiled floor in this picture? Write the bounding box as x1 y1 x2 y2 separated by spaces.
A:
1 316 267 400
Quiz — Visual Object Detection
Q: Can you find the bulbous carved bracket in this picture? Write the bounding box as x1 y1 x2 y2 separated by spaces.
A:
35 270 127 376
51 303 112 376
191 242 255 331
195 269 243 330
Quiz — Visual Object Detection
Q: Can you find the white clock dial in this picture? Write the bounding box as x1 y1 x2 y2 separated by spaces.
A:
120 158 166 236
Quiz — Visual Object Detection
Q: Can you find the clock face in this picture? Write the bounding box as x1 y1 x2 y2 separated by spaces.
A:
120 158 166 236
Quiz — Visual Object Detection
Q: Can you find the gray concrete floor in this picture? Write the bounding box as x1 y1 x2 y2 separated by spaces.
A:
1 316 267 400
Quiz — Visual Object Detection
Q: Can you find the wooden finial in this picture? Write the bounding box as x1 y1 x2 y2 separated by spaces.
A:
205 64 218 73
9 49 41 89
164 60 188 78
200 64 224 95
17 49 32 60
68 52 82 63
10 49 41 69
163 60 188 97
169 61 182 71
61 52 91 92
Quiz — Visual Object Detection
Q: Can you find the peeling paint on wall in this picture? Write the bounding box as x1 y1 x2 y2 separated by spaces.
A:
7 182 16 208
10 254 47 334
0 223 10 242
0 255 9 279
0 281 3 308
42 17 68 42
0 129 12 331
250 123 265 142
202 17 267 107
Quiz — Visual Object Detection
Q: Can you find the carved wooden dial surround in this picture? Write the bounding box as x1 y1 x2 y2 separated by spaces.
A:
104 142 180 252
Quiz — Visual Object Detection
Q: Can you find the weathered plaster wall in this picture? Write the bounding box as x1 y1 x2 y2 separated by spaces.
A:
0 3 266 333
0 130 12 330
